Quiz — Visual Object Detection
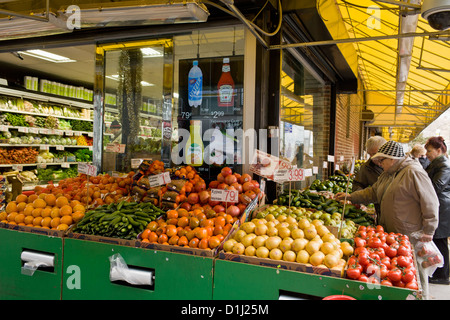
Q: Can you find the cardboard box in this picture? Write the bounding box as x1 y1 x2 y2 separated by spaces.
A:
0 221 66 237
66 228 140 248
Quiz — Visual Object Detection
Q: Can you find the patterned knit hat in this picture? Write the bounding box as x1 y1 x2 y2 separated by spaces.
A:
372 140 405 160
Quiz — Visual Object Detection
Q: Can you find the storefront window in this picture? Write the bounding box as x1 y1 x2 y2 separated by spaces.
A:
280 50 328 189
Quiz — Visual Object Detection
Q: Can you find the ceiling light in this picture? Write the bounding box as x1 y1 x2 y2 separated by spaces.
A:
141 48 163 58
18 49 76 63
106 75 154 87
140 81 154 87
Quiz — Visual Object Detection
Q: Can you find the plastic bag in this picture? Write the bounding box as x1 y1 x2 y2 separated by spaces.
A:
410 230 444 278
109 253 154 286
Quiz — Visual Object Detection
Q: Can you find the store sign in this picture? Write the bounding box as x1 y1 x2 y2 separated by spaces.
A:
210 189 239 203
106 143 126 153
78 163 97 176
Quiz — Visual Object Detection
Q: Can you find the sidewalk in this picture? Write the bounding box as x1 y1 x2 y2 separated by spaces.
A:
429 283 450 300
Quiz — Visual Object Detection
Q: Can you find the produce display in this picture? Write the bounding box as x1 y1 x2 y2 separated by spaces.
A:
0 147 39 164
0 193 85 230
222 214 352 269
139 206 238 249
345 225 418 290
308 174 353 193
71 201 165 240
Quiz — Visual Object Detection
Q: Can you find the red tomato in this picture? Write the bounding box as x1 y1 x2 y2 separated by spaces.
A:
358 274 369 282
369 252 381 262
381 279 393 286
347 266 362 280
376 225 384 233
358 252 370 266
388 268 402 282
380 257 391 269
397 255 412 268
402 269 415 283
354 237 367 248
397 245 411 257
385 245 398 258
368 237 382 248
405 281 418 290
380 264 389 279
365 263 380 277
386 234 398 245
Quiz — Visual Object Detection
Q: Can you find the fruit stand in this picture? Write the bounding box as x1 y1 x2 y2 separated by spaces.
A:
0 162 429 300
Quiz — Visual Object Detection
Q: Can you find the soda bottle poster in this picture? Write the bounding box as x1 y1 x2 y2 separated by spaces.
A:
178 56 244 120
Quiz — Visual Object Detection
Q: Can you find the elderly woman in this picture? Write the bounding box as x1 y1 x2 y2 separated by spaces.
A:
410 144 430 169
336 140 439 240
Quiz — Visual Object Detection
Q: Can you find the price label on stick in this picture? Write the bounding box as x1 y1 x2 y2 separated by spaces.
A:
288 168 304 181
273 169 289 183
148 172 171 187
210 189 239 203
78 163 97 176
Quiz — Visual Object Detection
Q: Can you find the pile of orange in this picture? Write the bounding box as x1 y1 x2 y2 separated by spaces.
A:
0 193 86 231
33 172 134 208
140 207 238 250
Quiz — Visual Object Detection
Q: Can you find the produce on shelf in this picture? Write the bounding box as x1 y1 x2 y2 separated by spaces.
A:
0 193 85 231
18 170 39 182
4 113 28 127
345 225 418 290
74 149 92 162
44 116 59 129
309 175 353 193
58 119 72 130
70 120 93 132
130 137 161 153
71 201 165 240
222 215 351 269
34 117 46 128
76 135 88 146
37 150 55 163
276 189 374 227
0 147 39 164
139 206 238 249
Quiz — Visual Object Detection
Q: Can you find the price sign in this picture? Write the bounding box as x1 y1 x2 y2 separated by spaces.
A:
78 163 97 176
18 127 28 133
12 164 23 171
148 172 171 187
0 125 8 132
304 168 313 177
61 162 70 168
273 169 289 183
37 163 47 169
288 168 304 181
73 131 82 136
210 189 239 203
29 127 40 134
106 143 125 153
56 145 64 151
40 145 49 150
40 128 49 134
65 131 73 136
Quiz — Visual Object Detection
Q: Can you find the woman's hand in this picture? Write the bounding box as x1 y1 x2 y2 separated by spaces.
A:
420 233 433 242
335 192 351 201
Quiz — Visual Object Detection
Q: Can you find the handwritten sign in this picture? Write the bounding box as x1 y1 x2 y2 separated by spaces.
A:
288 168 305 181
249 149 293 181
148 172 171 187
106 143 126 153
78 163 97 176
210 189 239 203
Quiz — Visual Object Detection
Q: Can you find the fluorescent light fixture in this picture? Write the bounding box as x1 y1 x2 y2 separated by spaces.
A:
106 75 154 87
58 0 209 28
18 49 76 63
141 48 163 58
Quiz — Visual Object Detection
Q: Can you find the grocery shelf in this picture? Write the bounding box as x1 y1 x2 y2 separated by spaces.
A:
0 161 92 168
0 108 93 122
0 144 92 148
0 85 93 110
1 125 92 136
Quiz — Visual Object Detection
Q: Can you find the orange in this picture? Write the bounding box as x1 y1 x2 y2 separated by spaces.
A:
32 216 43 226
32 198 47 209
51 207 61 218
56 223 69 231
32 208 43 217
51 217 61 228
70 200 81 208
44 194 57 206
208 236 221 249
0 212 6 221
72 212 85 223
189 237 199 248
23 205 34 216
148 232 158 243
198 238 209 249
158 234 168 244
41 217 52 228
60 215 73 226
166 225 178 238
60 205 73 216
38 193 48 200
178 236 189 247
24 215 34 225
72 204 85 214
55 196 69 208
41 207 52 218
27 194 38 203
141 229 151 240
14 213 25 224
7 212 18 222
5 202 17 214
16 194 28 203
16 202 27 212
167 210 178 220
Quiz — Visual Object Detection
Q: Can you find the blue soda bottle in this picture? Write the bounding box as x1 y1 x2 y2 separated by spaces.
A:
188 60 203 108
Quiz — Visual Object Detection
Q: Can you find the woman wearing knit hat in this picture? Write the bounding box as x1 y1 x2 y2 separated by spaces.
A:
336 140 439 242
424 136 450 285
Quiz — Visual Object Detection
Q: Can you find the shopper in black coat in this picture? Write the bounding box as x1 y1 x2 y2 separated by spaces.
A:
425 136 450 284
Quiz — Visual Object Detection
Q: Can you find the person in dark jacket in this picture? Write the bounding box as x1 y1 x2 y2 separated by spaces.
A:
425 136 450 285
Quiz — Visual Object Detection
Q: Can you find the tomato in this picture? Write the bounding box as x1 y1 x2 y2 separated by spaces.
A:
354 246 369 256
385 245 398 258
369 252 381 262
358 274 369 282
388 268 402 282
386 234 398 245
368 237 382 248
405 281 418 290
358 252 370 266
392 280 405 288
365 263 380 277
347 256 358 266
397 255 412 268
397 245 411 257
380 257 391 269
381 279 393 286
373 247 386 259
354 237 367 248
347 266 362 280
401 269 415 283
376 225 384 233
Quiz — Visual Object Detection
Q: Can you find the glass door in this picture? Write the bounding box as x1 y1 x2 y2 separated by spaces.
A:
93 39 173 173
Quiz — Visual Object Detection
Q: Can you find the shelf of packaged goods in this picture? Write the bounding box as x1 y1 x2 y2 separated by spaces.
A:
0 108 93 122
0 161 92 168
0 85 93 110
0 125 93 136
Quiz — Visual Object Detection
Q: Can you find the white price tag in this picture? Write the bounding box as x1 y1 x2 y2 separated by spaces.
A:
313 166 319 174
131 159 144 169
29 127 40 134
88 132 93 137
304 168 313 177
0 125 8 132
55 130 64 136
148 172 171 187
40 128 49 134
78 163 97 176
210 189 239 203
273 169 289 183
340 155 344 162
56 145 64 151
288 168 305 181
12 164 23 171
18 127 28 133
327 155 335 162
65 131 73 136
37 163 47 169
88 146 93 151
335 164 340 170
40 145 49 150
323 161 328 169
106 143 125 153
61 162 70 168
73 131 82 136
